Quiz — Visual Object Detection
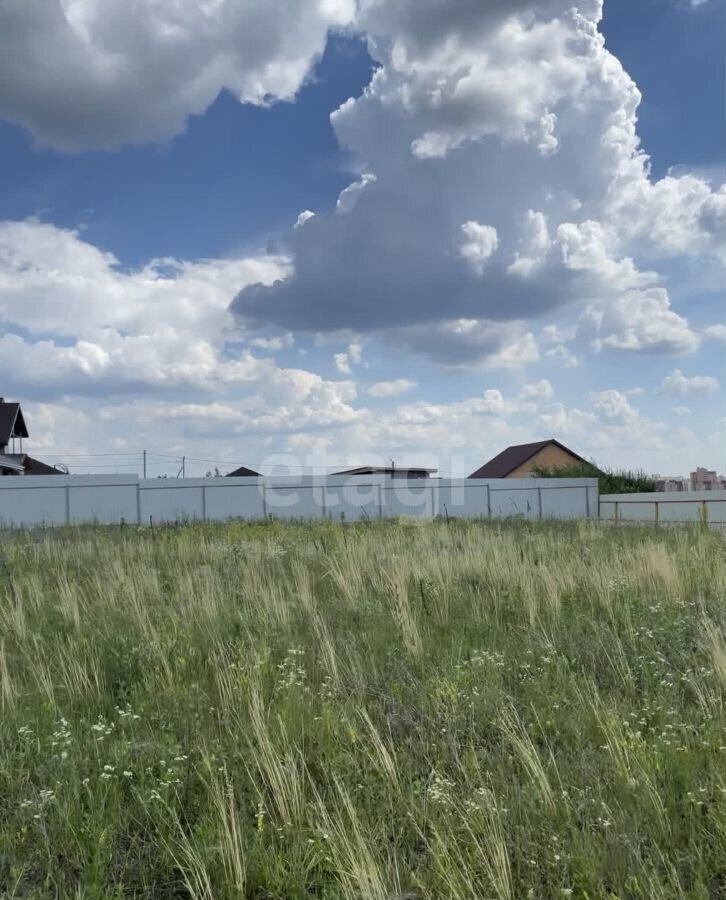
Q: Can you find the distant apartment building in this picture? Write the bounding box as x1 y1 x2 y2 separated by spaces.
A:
690 467 726 491
655 476 690 492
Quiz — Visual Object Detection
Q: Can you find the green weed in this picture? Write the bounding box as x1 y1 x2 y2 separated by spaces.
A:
0 519 725 898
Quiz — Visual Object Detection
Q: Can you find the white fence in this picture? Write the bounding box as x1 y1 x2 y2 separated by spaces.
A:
600 490 726 528
0 474 598 528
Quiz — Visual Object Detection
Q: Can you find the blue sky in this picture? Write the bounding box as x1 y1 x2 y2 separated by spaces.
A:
0 35 376 265
603 0 724 177
0 0 723 476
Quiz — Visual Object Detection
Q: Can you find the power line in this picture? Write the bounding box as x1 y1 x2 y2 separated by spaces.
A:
68 466 138 475
39 450 444 471
37 449 469 478
34 452 144 459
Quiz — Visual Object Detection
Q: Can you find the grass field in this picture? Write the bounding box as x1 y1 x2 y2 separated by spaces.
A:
1 519 726 899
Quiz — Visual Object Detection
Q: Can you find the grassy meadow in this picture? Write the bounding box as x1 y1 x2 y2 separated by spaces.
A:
1 519 726 899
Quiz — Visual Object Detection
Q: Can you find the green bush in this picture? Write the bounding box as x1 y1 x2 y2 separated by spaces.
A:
533 459 657 494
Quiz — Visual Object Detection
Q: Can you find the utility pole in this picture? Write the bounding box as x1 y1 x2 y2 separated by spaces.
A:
143 450 147 479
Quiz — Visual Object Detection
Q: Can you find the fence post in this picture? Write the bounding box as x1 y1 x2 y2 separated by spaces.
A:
537 486 543 520
486 485 492 519
614 501 619 525
65 484 71 525
655 501 659 527
319 480 327 520
702 500 708 527
136 482 141 525
262 481 268 520
201 485 207 522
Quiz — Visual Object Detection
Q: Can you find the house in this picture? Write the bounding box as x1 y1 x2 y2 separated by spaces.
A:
469 439 586 479
226 466 261 477
333 466 436 479
0 398 62 476
0 398 28 455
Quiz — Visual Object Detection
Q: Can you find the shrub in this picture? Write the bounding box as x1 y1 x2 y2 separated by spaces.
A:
532 460 656 494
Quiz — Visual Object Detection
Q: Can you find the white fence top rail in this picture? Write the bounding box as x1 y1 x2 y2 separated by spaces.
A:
0 474 598 489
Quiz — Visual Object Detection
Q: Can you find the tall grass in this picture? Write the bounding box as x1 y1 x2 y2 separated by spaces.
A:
1 519 725 897
533 460 657 494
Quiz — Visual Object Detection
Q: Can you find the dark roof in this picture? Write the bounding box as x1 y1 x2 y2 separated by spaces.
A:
0 453 25 473
21 455 62 475
2 454 62 475
226 466 260 477
333 466 436 477
0 401 28 445
468 440 585 479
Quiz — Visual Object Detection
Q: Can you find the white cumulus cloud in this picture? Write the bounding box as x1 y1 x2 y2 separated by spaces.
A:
591 389 639 423
584 289 699 355
295 210 316 229
545 345 581 368
368 378 417 397
519 379 554 402
233 0 719 367
704 324 726 343
659 369 720 396
459 222 499 274
334 342 363 374
0 0 355 150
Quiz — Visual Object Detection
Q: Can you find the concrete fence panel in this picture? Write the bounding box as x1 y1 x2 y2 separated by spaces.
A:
0 481 67 527
203 480 266 521
382 482 436 519
264 479 327 521
705 501 726 526
600 491 726 528
540 485 590 520
437 481 490 519
656 502 703 524
599 501 616 522
139 481 205 524
618 502 658 524
324 478 383 522
69 480 138 525
489 486 540 520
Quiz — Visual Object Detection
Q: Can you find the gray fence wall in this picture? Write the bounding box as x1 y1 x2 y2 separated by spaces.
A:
0 474 598 528
600 491 726 527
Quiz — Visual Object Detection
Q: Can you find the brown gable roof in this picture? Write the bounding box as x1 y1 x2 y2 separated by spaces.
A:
0 401 28 445
468 439 585 479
